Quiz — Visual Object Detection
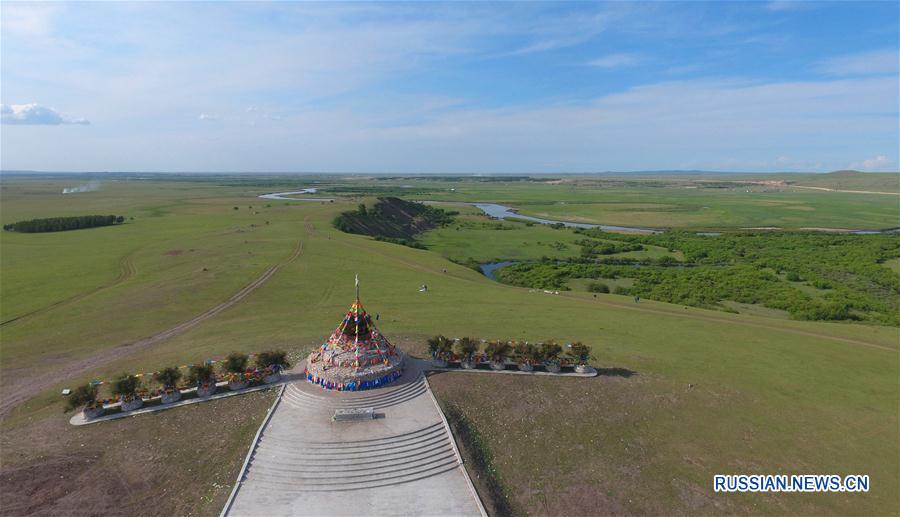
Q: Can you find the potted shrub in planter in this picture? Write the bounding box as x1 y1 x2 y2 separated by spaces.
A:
66 383 104 419
567 341 595 374
113 373 143 412
427 335 453 367
485 340 511 371
153 367 183 404
456 337 479 369
256 350 291 384
514 342 540 371
187 363 217 398
540 341 563 373
222 352 250 390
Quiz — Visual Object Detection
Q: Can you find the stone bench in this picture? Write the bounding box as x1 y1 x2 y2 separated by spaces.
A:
333 407 375 421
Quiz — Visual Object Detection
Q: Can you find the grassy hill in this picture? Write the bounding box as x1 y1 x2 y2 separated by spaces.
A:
332 196 454 239
0 177 897 515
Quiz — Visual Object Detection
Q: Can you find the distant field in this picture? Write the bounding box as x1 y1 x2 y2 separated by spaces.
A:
777 171 900 192
0 175 897 515
350 173 898 230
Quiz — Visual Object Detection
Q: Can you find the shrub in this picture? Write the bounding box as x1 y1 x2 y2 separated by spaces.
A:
256 350 291 369
587 282 609 293
524 343 543 364
567 342 592 364
613 286 630 295
65 383 99 412
485 340 512 362
657 255 678 266
112 374 140 399
786 272 802 281
221 352 249 374
513 342 544 363
456 337 479 359
427 335 454 357
187 364 216 386
426 335 442 355
539 341 563 362
153 367 182 389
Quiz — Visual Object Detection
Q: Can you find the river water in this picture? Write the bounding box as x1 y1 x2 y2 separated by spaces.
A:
472 203 660 234
480 261 520 281
258 188 334 201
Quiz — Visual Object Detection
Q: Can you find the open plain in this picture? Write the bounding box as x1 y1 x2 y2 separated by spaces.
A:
0 173 898 516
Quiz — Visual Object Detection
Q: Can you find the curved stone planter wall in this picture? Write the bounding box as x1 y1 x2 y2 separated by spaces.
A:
197 384 216 398
83 406 104 419
229 380 250 391
161 391 182 404
120 398 143 411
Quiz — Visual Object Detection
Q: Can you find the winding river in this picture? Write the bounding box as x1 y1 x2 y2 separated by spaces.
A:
472 203 660 234
258 188 334 202
258 192 898 236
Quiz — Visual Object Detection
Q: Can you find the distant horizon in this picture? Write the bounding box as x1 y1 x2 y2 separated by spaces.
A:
1 169 896 177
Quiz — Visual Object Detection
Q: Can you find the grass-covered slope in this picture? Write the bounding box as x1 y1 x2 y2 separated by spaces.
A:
0 177 897 516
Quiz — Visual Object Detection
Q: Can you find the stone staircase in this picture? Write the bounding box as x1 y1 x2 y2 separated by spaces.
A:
246 421 460 492
236 374 460 493
225 365 485 516
280 374 429 412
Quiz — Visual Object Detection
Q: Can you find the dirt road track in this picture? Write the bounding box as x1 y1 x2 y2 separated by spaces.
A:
0 240 303 419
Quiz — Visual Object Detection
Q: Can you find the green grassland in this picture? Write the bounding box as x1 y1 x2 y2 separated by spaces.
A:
296 172 900 230
420 206 681 266
1 175 898 515
775 171 900 192
477 188 896 230
884 258 900 274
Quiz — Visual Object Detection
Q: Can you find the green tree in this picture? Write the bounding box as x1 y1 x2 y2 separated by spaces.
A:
65 383 99 412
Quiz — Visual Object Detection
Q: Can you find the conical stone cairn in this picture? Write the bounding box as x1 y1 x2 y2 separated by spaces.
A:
305 287 404 391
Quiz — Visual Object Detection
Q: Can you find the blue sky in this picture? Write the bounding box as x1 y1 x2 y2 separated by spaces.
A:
1 1 898 173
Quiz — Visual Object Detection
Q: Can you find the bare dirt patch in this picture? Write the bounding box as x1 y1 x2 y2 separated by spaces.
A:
428 368 735 516
164 249 185 256
0 389 275 517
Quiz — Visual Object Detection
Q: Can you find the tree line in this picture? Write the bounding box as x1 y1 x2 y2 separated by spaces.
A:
3 215 125 233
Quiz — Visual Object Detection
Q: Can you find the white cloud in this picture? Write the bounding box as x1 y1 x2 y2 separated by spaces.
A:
0 3 61 38
849 155 893 171
587 53 643 68
764 1 813 12
817 49 899 76
0 3 896 172
1 104 89 125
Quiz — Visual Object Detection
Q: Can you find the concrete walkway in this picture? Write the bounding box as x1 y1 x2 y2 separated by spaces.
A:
224 360 485 517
